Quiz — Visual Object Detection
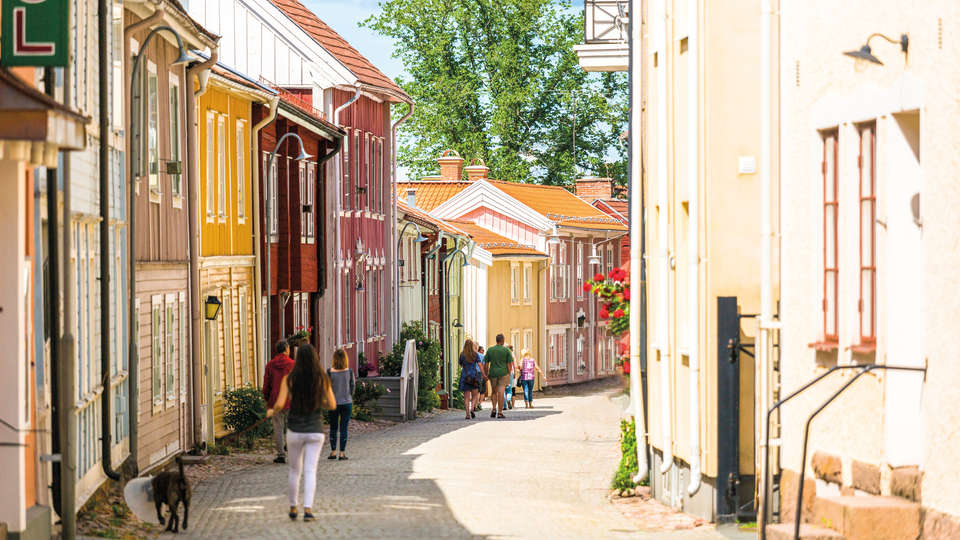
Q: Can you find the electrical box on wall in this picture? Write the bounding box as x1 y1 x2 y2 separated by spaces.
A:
738 156 757 175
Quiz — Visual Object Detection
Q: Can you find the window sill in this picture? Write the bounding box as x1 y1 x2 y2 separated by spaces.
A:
848 342 876 355
808 340 839 352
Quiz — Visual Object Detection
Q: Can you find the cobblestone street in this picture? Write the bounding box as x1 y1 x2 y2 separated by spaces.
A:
174 381 740 539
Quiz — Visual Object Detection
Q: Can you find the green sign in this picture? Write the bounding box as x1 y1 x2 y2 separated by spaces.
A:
1 0 68 67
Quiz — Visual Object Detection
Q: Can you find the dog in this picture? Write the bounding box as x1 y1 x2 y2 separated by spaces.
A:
151 455 191 533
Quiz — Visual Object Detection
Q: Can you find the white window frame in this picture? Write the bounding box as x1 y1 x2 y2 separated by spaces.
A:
364 132 371 210
169 73 182 205
510 262 521 305
606 246 614 277
523 329 533 356
510 330 521 352
576 242 585 299
146 60 160 202
343 128 351 211
179 291 187 402
165 294 177 407
236 119 247 223
239 288 249 385
523 263 533 304
353 131 360 210
217 114 228 221
576 334 585 375
151 295 163 413
223 290 234 390
205 111 216 221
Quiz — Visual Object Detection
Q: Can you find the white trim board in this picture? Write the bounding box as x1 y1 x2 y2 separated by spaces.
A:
430 180 556 233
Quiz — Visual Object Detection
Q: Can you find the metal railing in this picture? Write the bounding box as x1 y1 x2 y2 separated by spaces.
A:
583 0 629 44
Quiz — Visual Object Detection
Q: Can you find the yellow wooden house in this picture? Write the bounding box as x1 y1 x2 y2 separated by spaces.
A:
197 67 275 441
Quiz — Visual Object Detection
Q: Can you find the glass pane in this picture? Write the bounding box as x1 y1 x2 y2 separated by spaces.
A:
861 200 873 264
236 124 245 219
218 116 226 217
825 270 836 336
824 136 836 201
860 129 873 197
206 116 215 215
861 269 874 337
147 71 158 187
825 205 836 267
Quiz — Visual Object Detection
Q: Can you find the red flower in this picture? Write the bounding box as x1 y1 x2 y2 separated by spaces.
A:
582 282 592 292
615 293 624 302
593 273 605 282
623 289 631 301
599 309 610 320
622 360 631 374
612 309 625 318
609 267 626 282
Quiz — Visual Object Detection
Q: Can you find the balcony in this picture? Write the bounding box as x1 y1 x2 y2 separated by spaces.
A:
574 0 629 72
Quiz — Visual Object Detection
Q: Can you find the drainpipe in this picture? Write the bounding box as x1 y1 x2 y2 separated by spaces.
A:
187 45 218 446
98 0 120 481
252 95 279 386
333 85 361 348
122 3 164 475
655 0 674 475
628 0 649 483
758 0 775 524
391 101 414 344
686 0 701 496
423 232 444 333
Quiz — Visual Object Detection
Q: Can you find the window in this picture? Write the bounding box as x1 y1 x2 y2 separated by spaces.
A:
299 161 307 243
179 292 187 402
550 242 569 301
239 289 249 385
353 131 360 210
523 263 532 304
146 61 160 199
576 335 585 374
205 317 220 396
858 124 876 344
206 112 215 220
375 138 383 213
306 164 315 242
510 330 521 352
576 242 584 299
165 296 176 406
368 269 376 336
151 295 162 412
511 263 521 305
343 128 351 211
236 120 246 222
300 162 315 243
523 329 533 356
344 274 352 343
217 114 227 220
548 330 568 372
606 246 614 277
169 74 182 201
822 130 839 342
223 291 234 389
364 132 371 210
264 151 278 240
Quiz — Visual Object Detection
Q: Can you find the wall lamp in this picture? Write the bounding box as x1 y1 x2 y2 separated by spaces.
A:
204 296 222 321
843 33 908 66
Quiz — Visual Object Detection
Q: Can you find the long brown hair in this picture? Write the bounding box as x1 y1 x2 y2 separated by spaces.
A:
287 344 330 414
332 348 348 370
461 339 477 363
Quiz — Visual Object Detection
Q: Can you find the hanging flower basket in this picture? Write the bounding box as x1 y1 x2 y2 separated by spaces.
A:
287 326 312 348
585 265 630 338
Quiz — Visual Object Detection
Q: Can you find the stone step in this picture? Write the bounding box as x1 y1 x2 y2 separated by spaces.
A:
812 496 920 540
766 522 845 540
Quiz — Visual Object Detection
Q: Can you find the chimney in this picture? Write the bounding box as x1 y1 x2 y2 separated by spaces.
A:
406 188 417 209
437 149 465 181
464 158 489 181
574 177 614 199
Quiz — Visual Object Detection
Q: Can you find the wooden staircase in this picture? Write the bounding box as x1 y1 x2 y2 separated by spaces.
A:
364 376 405 421
766 495 921 540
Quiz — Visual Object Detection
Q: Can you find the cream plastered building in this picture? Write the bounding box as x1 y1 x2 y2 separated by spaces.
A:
774 1 960 535
640 0 774 521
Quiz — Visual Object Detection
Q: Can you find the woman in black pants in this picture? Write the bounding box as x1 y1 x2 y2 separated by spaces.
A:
327 349 355 460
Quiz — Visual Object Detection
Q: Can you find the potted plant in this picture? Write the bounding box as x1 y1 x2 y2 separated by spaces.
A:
358 352 370 378
287 325 312 348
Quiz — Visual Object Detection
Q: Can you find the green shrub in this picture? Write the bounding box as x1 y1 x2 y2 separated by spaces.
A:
208 443 230 456
222 385 272 446
612 418 639 494
352 380 388 421
379 322 442 413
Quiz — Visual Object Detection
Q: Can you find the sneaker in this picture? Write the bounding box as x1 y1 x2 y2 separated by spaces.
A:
274 455 286 464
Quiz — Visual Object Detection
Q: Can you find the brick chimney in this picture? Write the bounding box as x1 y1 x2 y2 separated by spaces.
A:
575 177 614 199
464 158 489 181
437 149 465 181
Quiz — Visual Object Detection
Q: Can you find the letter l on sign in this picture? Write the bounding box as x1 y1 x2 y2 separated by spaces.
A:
1 0 68 67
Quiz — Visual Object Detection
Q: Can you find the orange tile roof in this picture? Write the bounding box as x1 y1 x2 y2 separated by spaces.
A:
593 199 629 225
397 181 473 212
446 220 547 257
268 0 409 100
487 181 627 231
397 201 468 237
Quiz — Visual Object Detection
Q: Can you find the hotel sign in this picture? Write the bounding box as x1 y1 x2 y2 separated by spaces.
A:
1 0 68 67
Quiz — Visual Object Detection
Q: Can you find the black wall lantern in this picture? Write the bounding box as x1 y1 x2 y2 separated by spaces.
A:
204 295 222 320
577 314 586 328
843 33 908 66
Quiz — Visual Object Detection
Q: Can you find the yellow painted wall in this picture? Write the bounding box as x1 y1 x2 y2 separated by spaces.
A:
198 83 253 257
485 258 545 387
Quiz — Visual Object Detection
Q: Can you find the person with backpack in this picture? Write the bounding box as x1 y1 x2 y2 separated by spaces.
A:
262 340 294 463
482 334 515 418
458 339 483 420
267 344 336 522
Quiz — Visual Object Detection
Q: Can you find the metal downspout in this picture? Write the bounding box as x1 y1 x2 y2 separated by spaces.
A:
99 0 120 481
391 101 414 344
332 85 361 348
686 0 702 496
251 96 280 387
187 46 219 446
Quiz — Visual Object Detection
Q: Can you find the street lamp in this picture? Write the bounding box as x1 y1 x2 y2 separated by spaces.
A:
204 296 222 321
843 33 908 66
127 26 194 464
264 133 313 348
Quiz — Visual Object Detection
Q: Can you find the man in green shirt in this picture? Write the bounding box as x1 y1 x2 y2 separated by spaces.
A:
482 334 514 418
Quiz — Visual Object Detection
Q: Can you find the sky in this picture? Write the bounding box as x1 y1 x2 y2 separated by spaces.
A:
303 0 586 83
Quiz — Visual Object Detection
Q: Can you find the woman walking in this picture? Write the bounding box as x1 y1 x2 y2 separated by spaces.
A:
267 344 335 522
518 348 544 408
458 339 483 420
327 349 355 460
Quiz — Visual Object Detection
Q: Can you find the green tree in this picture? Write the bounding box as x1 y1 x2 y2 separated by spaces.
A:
365 0 628 186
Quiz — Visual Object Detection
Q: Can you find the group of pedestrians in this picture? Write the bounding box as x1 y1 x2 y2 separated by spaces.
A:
458 333 545 420
263 341 355 521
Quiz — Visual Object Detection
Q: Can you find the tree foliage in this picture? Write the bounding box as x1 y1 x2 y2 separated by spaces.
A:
365 0 628 186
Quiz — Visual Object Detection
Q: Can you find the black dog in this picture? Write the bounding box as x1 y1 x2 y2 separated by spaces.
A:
151 455 191 533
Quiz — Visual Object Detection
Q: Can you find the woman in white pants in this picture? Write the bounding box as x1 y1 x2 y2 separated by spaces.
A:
267 343 335 521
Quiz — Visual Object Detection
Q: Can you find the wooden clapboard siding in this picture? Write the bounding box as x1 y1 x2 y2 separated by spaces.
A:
127 12 189 263
135 264 189 470
198 85 254 257
200 263 256 437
